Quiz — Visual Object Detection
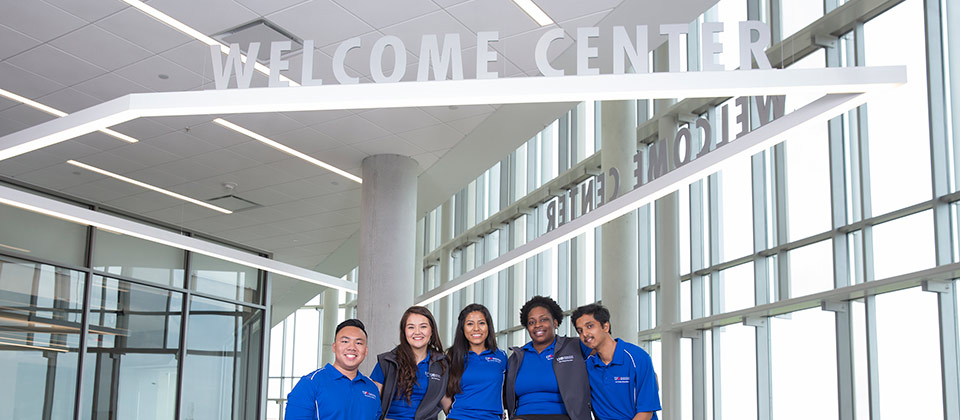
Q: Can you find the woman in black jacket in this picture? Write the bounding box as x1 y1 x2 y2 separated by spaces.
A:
371 306 449 420
504 296 590 420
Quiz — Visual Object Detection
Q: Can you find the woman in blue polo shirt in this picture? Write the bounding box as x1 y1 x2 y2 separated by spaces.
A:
372 306 449 420
444 304 508 420
504 296 591 420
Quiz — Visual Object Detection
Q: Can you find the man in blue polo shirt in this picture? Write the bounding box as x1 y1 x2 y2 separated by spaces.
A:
286 319 382 420
572 304 661 420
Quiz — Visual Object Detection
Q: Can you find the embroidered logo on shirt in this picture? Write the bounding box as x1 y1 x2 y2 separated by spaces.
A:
484 356 503 363
545 354 554 361
427 372 442 381
556 355 575 363
362 390 377 399
613 376 630 384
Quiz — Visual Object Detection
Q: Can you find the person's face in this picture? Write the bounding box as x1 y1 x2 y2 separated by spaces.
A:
405 313 432 351
463 311 488 348
526 306 557 345
574 313 610 350
332 326 368 371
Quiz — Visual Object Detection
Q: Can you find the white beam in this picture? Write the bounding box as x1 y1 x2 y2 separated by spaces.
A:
0 184 357 293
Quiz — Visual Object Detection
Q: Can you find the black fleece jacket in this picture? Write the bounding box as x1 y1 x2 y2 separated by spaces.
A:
376 348 449 420
504 336 591 420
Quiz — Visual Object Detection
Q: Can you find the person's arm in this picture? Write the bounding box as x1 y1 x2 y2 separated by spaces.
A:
631 413 653 420
284 377 318 420
441 395 452 414
633 348 662 420
373 381 383 394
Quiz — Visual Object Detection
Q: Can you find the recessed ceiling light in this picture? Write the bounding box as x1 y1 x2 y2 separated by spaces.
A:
121 0 300 87
213 118 362 184
158 74 170 80
66 160 233 214
0 88 138 143
511 0 554 26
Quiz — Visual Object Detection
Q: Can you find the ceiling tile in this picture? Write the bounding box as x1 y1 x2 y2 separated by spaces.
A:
151 115 221 131
61 181 131 203
107 118 174 141
269 127 342 154
412 151 439 170
447 0 539 38
381 10 477 58
434 0 471 6
176 119 249 148
72 151 149 174
49 25 153 71
0 1 86 42
122 167 191 188
235 0 310 16
313 190 360 211
146 130 221 158
6 45 105 86
495 26 574 75
115 56 207 92
332 0 439 29
5 149 65 171
184 149 262 176
107 142 184 167
148 0 259 35
420 104 493 123
107 192 186 214
159 40 215 76
42 0 127 22
558 9 615 38
352 135 425 157
221 112 304 136
0 24 40 60
40 138 103 161
313 114 390 144
270 0 374 48
72 132 132 152
0 115 29 137
446 113 490 135
37 88 102 113
306 146 365 174
97 8 194 54
89 177 157 198
282 109 353 127
398 123 463 152
0 160 40 178
141 203 213 225
228 141 291 164
0 104 58 127
0 62 67 98
282 49 343 87
239 186 299 206
207 164 299 191
537 0 623 23
72 72 150 101
167 181 228 201
18 161 101 190
359 108 441 133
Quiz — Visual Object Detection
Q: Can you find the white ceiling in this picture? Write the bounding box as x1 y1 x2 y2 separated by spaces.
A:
0 0 719 311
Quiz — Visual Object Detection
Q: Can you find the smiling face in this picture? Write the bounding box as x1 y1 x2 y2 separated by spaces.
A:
574 313 610 350
526 306 557 346
404 313 433 351
463 311 489 349
332 326 367 372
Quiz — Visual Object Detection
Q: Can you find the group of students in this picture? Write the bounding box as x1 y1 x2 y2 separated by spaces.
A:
285 296 661 420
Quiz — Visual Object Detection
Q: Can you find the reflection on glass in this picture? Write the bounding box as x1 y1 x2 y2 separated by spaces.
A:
771 309 838 419
0 201 87 266
92 230 185 288
717 323 757 420
190 253 261 304
80 276 182 420
0 257 84 420
181 296 263 420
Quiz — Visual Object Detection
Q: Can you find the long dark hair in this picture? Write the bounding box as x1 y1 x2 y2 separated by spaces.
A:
445 304 498 398
396 306 445 403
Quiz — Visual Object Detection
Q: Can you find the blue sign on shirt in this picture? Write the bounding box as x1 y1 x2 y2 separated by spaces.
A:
285 363 382 420
448 348 507 420
371 356 431 420
514 339 566 416
585 338 661 420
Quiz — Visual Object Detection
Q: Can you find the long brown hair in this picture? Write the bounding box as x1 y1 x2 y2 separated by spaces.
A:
396 306 445 403
445 304 498 398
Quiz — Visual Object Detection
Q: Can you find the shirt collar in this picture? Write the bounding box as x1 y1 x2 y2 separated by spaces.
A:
522 337 557 354
324 363 373 384
587 338 626 367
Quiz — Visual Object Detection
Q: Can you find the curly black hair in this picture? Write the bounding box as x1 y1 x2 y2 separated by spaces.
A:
519 295 564 327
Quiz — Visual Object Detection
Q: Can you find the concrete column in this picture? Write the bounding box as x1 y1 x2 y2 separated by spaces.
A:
321 288 338 365
600 100 639 338
358 154 419 372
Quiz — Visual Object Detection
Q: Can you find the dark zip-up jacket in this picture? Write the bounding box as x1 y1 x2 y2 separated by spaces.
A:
376 348 449 420
504 336 591 420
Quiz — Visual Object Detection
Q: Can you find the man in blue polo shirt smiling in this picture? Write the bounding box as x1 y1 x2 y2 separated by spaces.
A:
286 319 382 420
572 304 661 420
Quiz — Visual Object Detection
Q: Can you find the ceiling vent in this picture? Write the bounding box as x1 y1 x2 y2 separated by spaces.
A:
206 194 262 212
213 19 303 63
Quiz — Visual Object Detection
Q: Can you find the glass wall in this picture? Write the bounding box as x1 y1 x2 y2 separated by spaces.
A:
417 1 960 419
0 198 268 420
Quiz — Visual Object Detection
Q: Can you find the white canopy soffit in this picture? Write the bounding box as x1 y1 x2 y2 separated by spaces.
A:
0 67 905 297
0 66 905 161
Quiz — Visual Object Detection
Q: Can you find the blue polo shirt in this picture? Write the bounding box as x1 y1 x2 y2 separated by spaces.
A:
448 348 507 420
585 339 661 420
371 356 430 420
285 363 381 420
514 339 565 416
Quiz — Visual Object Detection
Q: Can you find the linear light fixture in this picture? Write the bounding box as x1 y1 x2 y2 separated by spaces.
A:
0 242 30 253
512 0 554 26
0 183 359 293
121 0 300 87
0 88 138 144
0 338 69 353
213 118 362 184
66 160 233 214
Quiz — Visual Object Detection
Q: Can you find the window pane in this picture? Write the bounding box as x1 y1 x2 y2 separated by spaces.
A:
92 230 185 288
181 296 263 420
0 257 84 420
717 160 754 262
718 262 754 314
81 276 182 420
781 0 823 40
787 240 834 297
718 323 757 420
872 210 935 279
875 288 942 418
0 201 87 266
771 309 838 419
190 253 261 304
864 0 932 215
292 309 319 378
783 113 832 241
